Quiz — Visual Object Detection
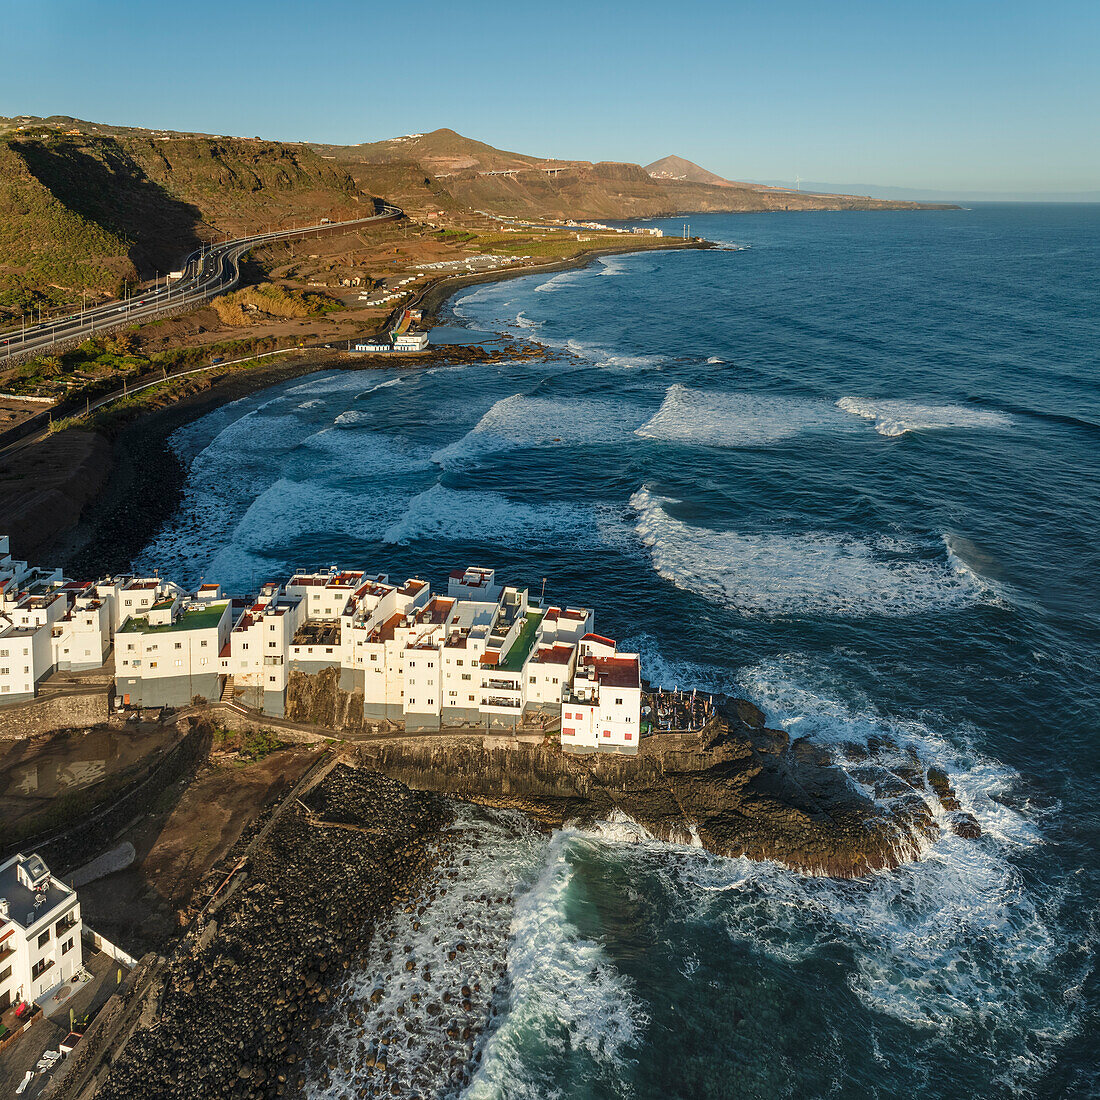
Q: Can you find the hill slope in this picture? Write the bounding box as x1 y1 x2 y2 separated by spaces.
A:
0 118 374 313
645 154 741 187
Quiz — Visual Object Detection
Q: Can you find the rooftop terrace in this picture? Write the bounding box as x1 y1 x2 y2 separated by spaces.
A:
118 601 229 634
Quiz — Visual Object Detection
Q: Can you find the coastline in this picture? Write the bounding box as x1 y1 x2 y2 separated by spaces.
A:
6 238 708 574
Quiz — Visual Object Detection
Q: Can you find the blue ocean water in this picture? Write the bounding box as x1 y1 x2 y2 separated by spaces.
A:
137 205 1100 1098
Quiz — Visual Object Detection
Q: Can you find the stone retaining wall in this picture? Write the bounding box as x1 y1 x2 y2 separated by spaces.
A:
0 691 110 739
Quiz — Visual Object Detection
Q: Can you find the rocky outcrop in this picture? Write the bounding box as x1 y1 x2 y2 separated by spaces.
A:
285 667 366 733
356 700 974 878
93 765 449 1100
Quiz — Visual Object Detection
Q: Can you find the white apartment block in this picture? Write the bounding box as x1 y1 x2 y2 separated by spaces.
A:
0 537 645 753
0 853 83 1011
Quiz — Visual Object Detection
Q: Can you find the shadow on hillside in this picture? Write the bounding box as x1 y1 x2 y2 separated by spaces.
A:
14 137 206 278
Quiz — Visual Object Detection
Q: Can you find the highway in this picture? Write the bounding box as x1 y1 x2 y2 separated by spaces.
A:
0 205 401 360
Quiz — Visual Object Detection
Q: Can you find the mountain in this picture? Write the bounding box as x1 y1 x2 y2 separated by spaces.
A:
645 155 742 188
0 116 374 311
0 117 952 316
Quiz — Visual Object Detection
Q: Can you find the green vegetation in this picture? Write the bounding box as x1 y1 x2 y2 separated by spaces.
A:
11 331 285 404
210 282 337 326
212 725 284 762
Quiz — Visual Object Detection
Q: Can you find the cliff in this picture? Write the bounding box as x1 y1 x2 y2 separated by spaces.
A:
355 700 978 878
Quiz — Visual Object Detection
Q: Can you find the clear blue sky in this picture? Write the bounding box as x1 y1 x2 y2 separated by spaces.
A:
3 0 1098 192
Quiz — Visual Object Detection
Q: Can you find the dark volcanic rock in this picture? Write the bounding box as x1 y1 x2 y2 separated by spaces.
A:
356 701 952 878
94 765 449 1100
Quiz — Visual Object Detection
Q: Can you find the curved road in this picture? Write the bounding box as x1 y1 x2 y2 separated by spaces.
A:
0 205 401 360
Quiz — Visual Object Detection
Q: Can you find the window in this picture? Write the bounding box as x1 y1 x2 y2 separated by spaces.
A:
38 930 50 948
62 938 74 955
603 731 611 738
124 599 132 607
529 676 536 684
200 640 208 647
0 649 6 658
409 660 415 668
461 673 471 681
174 659 182 667
0 964 11 983
624 732 633 741
268 641 277 649
32 958 52 980
449 690 457 697
370 654 378 662
269 676 277 683
0 668 6 676
616 698 623 706
149 661 158 669
174 642 183 650
1 686 7 694
468 695 475 702
457 659 464 667
408 699 415 706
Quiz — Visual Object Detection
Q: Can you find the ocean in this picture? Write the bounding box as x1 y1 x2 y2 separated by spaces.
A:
134 204 1099 1098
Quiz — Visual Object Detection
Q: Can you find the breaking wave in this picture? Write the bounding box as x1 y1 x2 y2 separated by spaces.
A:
431 393 639 468
637 384 852 447
837 397 1015 437
630 488 997 617
383 485 612 548
465 828 649 1099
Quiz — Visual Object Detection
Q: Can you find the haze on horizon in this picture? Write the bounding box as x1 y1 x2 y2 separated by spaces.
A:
3 0 1098 198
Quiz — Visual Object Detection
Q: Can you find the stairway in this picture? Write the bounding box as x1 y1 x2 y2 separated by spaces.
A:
220 675 235 703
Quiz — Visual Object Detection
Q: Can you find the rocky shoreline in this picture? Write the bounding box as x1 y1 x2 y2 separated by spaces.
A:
356 699 980 879
88 762 450 1099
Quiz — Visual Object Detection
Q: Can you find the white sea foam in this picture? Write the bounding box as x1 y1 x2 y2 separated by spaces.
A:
431 393 639 468
514 311 542 330
465 829 648 1099
565 338 663 370
533 270 584 293
637 384 852 447
705 356 724 364
837 397 1015 437
310 807 547 1100
630 487 996 617
383 484 612 548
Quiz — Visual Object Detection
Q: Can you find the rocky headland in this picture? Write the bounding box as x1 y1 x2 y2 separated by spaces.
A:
356 698 980 878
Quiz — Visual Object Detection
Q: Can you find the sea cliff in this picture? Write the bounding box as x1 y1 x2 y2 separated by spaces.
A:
355 699 979 879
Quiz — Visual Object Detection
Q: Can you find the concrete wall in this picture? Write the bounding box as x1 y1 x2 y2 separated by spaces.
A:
117 672 219 709
0 690 110 739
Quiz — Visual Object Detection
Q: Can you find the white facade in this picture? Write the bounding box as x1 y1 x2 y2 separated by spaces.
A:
0 536 644 751
0 853 83 1011
560 634 643 754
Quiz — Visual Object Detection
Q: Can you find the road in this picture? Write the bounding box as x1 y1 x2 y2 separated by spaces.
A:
0 205 401 360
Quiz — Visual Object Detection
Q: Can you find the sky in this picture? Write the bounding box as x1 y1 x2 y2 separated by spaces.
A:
2 0 1098 194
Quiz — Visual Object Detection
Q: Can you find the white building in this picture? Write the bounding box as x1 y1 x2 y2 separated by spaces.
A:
393 331 429 352
560 634 643 754
0 853 83 1011
0 536 644 752
115 596 233 708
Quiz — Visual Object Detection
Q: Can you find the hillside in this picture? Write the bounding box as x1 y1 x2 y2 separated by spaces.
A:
645 154 742 188
0 118 374 314
326 128 939 222
0 117 950 318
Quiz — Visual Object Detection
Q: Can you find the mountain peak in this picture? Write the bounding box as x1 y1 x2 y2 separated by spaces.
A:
645 155 733 187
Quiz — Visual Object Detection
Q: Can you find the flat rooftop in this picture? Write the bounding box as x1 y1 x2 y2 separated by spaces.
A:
498 610 545 673
118 601 228 634
0 854 75 931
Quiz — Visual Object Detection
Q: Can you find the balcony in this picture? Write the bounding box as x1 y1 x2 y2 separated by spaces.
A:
481 696 521 710
483 678 520 693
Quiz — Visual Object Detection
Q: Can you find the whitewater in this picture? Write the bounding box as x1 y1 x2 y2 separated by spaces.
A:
134 205 1100 1098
